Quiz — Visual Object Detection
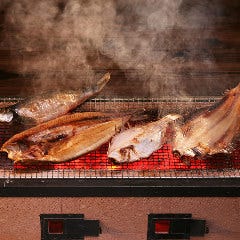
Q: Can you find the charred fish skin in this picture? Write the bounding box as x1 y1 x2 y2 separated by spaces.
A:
2 73 110 124
173 83 240 158
1 112 128 163
108 114 181 163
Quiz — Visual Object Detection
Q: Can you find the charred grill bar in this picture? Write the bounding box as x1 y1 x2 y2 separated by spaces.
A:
0 97 239 197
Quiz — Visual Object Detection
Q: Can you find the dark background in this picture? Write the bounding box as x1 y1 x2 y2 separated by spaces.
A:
0 0 239 97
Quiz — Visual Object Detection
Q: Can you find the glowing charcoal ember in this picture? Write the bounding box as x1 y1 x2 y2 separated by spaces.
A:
13 144 217 171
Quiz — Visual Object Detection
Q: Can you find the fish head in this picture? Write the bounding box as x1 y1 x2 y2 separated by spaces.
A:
1 142 24 162
1 140 47 162
108 144 139 163
0 109 13 123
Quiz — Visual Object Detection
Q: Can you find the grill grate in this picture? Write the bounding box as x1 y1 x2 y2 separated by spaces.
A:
0 97 239 179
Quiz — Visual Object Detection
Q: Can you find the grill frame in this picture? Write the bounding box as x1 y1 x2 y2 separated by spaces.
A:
0 97 239 197
0 178 239 197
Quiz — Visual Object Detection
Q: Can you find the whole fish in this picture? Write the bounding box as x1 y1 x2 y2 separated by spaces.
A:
0 73 110 124
108 114 181 162
1 112 128 163
172 83 240 159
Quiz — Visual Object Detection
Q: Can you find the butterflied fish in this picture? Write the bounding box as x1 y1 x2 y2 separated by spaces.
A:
0 73 110 124
1 112 128 163
172 83 240 159
107 114 181 162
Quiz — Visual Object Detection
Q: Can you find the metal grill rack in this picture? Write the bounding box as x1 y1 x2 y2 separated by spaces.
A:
0 97 239 197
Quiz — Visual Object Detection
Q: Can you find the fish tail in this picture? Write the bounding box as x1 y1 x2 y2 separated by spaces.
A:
95 72 111 93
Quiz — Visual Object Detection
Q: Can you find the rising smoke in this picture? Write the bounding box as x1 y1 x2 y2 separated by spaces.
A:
0 0 223 96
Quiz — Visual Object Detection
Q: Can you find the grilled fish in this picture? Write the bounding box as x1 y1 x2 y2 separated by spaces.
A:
1 112 127 163
172 83 240 159
108 114 181 162
0 73 110 124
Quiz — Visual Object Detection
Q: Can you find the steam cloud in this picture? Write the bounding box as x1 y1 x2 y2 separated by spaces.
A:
0 0 222 96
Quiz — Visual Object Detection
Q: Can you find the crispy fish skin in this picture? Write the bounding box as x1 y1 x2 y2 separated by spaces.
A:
1 112 110 146
173 83 240 158
108 114 181 163
1 112 125 163
5 73 110 124
45 118 127 162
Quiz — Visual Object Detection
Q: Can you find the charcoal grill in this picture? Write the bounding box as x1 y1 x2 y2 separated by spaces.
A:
0 97 239 197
